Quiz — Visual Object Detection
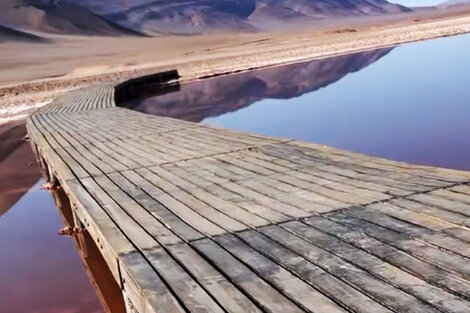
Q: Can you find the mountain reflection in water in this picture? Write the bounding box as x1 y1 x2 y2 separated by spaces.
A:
122 34 470 171
123 48 393 122
0 122 40 217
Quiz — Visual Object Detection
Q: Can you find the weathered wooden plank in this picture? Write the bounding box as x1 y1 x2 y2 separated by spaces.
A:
162 163 291 223
122 170 227 236
451 185 470 196
191 238 306 313
387 198 470 233
138 167 248 232
285 168 389 201
368 201 468 233
28 117 76 181
144 247 227 313
219 180 312 218
90 141 142 169
258 144 432 193
65 178 135 281
119 251 187 313
78 174 241 313
360 204 470 256
317 211 470 299
168 243 264 313
140 134 201 159
290 141 470 184
260 225 441 313
285 141 454 188
94 174 183 246
432 188 470 205
215 233 347 313
408 193 470 218
108 171 204 242
239 178 347 213
81 176 161 250
293 218 470 313
324 211 470 281
150 166 269 227
187 156 258 181
236 229 392 313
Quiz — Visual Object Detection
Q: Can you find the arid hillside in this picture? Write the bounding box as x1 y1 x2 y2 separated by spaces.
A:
0 0 144 37
0 23 47 42
0 0 411 36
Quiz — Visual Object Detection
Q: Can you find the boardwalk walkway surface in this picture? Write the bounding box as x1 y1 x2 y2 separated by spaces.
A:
27 85 470 313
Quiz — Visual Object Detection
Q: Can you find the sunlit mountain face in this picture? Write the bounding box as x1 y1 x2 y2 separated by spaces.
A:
0 0 145 37
0 0 411 37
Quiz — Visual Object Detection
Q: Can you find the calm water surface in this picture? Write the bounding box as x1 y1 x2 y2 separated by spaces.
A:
0 123 108 313
2 33 470 312
131 33 470 171
0 180 104 313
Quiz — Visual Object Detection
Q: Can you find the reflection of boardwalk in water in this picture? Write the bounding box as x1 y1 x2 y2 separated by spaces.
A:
28 82 470 313
52 187 126 313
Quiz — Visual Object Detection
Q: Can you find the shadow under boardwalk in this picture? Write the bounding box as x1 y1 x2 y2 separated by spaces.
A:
26 81 470 313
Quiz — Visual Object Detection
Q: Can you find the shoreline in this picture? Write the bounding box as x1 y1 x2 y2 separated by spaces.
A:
1 10 470 123
175 14 470 82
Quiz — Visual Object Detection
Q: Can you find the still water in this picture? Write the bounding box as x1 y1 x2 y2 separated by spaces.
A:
130 33 470 171
0 181 105 313
0 122 112 313
1 33 470 312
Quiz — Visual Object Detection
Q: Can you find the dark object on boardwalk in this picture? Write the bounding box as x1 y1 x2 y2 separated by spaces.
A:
115 70 181 105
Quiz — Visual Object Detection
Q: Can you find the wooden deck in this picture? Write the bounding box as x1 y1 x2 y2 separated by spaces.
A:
27 84 470 313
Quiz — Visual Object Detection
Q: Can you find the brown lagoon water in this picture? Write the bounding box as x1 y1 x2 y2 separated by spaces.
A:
1 33 470 312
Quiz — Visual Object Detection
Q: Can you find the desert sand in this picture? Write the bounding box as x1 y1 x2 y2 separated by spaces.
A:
1 7 470 123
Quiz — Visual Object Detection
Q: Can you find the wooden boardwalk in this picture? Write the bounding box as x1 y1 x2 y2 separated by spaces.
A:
27 85 470 313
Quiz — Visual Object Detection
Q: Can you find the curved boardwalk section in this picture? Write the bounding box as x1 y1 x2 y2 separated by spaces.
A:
27 84 470 313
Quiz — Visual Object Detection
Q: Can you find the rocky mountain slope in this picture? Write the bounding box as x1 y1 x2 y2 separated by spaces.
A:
0 0 145 37
0 0 411 37
65 0 411 35
0 23 47 42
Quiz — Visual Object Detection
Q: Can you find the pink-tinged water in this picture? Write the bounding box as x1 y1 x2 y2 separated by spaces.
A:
0 179 105 313
0 122 118 313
